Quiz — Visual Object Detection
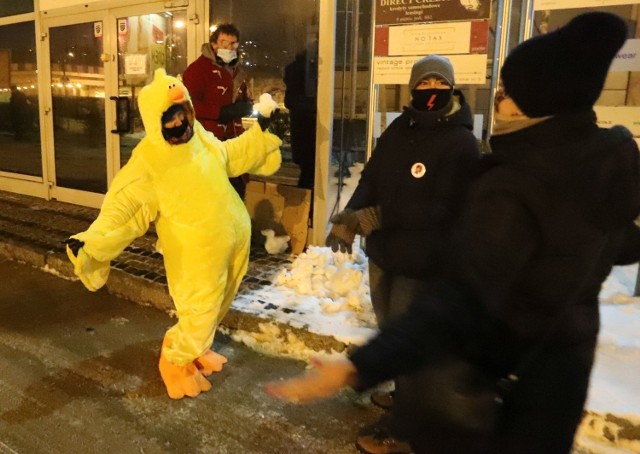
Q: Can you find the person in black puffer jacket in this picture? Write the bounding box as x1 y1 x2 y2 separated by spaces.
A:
267 12 640 454
325 54 481 453
327 54 480 323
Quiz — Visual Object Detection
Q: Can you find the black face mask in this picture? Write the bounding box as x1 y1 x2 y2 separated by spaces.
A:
411 88 453 112
162 119 189 139
162 121 193 144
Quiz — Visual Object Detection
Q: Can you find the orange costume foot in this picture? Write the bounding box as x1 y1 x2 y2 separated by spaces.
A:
194 350 228 376
159 353 212 399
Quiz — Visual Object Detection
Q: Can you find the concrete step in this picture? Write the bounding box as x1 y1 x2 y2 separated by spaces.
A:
0 190 351 358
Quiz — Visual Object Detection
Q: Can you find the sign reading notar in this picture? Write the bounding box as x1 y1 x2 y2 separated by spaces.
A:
376 0 490 25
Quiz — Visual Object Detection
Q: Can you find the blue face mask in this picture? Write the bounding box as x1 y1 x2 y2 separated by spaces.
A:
411 88 453 112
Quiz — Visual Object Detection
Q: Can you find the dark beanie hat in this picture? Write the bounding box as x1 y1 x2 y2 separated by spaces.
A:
161 103 184 124
409 55 455 89
501 12 627 118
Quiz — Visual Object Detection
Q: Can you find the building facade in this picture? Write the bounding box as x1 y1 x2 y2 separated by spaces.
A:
0 0 638 245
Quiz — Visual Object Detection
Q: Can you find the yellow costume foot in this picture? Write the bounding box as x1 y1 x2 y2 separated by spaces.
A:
159 353 212 399
194 351 228 376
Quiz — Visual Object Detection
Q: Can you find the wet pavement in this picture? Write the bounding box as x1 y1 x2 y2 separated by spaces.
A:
0 189 638 453
0 257 383 454
0 189 348 354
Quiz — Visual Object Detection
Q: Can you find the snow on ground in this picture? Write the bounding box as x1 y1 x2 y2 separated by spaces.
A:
231 244 640 450
233 244 377 345
574 264 640 453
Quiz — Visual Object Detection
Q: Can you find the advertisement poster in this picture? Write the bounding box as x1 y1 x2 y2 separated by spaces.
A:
374 54 487 85
534 0 639 10
610 39 640 72
375 0 490 25
376 20 488 56
593 106 640 136
124 54 147 75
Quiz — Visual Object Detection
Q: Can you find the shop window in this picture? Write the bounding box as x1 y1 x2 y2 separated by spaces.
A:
532 4 640 137
207 0 320 189
0 21 41 177
331 0 372 217
0 0 34 18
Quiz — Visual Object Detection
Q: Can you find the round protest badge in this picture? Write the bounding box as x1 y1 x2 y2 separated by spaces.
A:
411 162 427 178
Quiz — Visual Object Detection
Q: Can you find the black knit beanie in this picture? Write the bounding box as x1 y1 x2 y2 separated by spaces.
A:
161 104 184 125
501 12 627 118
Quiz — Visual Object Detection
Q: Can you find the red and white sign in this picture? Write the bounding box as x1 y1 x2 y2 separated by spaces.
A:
375 0 490 25
376 21 489 56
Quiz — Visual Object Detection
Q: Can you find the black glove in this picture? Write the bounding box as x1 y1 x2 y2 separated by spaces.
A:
64 238 85 257
257 108 281 131
218 101 253 124
325 209 359 253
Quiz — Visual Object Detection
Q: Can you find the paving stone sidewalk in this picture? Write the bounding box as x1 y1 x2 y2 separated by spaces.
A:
0 190 348 354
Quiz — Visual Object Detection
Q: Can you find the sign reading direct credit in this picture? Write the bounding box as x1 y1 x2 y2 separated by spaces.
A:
375 0 490 25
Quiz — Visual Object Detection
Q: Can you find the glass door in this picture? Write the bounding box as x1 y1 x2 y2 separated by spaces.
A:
108 4 189 169
43 12 110 207
41 4 191 207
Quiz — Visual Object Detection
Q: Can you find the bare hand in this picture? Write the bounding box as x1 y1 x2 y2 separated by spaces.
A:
264 358 358 404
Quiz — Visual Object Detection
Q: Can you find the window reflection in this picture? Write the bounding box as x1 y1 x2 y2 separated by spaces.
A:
208 0 321 189
118 11 188 167
331 0 372 219
50 22 106 193
0 0 34 18
529 4 640 147
0 21 41 176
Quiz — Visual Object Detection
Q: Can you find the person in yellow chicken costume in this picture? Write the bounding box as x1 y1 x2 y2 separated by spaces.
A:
64 68 282 399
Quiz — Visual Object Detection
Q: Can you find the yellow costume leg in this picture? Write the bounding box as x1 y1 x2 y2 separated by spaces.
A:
194 233 250 376
157 222 249 398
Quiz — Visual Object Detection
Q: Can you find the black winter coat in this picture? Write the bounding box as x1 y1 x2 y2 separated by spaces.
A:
346 91 480 279
350 111 640 453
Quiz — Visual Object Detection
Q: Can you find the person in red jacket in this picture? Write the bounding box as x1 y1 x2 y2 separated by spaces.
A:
183 23 253 198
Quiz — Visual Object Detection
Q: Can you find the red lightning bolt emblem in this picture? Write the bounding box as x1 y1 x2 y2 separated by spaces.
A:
427 94 437 110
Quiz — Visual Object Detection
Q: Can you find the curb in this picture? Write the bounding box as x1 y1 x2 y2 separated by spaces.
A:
0 239 350 356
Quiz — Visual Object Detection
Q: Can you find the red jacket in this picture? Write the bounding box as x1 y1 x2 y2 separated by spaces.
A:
183 43 249 140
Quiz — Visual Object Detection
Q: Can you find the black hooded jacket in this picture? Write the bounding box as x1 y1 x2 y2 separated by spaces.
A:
346 91 480 279
350 109 640 389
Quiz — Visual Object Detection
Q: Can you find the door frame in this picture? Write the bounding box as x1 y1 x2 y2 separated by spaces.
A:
39 1 196 208
105 1 195 175
40 10 112 208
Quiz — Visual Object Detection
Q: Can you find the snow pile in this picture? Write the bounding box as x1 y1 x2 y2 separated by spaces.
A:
273 245 371 315
573 264 640 453
229 245 640 451
230 244 377 356
221 323 348 362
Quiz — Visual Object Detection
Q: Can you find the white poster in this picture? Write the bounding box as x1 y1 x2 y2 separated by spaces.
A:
388 22 473 56
93 22 103 39
610 39 640 72
374 54 487 85
41 0 101 10
124 54 147 75
534 0 639 11
593 106 640 136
